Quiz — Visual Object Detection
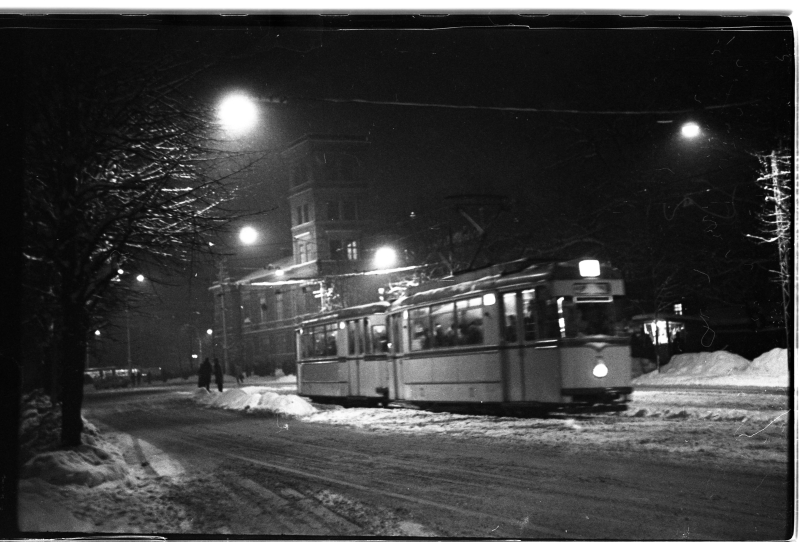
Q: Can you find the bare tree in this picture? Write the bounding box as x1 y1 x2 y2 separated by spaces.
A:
22 35 259 446
747 149 793 343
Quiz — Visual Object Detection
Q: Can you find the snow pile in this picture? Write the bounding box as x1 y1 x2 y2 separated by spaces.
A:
18 389 194 533
193 386 316 417
19 390 128 487
658 351 750 376
634 349 789 387
749 348 790 376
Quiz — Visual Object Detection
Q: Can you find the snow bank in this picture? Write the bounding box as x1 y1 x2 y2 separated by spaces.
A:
634 349 789 387
19 390 130 487
193 386 316 417
23 443 128 488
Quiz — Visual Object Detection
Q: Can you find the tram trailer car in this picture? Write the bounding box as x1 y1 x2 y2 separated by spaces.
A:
296 259 633 412
296 302 392 406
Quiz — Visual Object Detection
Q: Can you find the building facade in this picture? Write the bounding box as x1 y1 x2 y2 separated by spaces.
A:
210 135 417 376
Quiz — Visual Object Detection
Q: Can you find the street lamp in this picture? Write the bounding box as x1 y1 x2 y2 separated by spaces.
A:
217 93 258 134
680 121 701 139
239 226 259 245
374 246 398 269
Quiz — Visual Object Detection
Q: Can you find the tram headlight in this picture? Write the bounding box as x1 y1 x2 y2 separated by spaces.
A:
593 361 609 378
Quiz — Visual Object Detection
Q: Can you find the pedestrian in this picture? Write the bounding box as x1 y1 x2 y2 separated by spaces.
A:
213 358 224 392
198 358 212 391
235 363 244 385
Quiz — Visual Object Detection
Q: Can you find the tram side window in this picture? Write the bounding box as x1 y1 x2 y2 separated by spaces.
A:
521 289 538 341
324 324 338 355
502 293 518 343
522 287 559 341
409 307 431 351
372 325 389 352
430 302 456 347
347 321 357 355
455 298 483 345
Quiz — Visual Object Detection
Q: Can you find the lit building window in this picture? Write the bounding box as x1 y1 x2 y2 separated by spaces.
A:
346 240 359 260
674 303 683 316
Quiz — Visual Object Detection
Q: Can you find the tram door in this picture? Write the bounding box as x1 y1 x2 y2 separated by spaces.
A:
359 318 382 398
387 312 406 401
501 292 525 402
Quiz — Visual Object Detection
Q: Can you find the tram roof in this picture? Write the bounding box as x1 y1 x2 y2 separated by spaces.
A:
299 301 391 326
395 259 622 307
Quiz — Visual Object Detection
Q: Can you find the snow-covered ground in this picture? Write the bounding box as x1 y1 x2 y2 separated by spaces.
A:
17 349 791 533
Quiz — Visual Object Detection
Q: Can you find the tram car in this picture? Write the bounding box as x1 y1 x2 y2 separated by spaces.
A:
296 259 633 411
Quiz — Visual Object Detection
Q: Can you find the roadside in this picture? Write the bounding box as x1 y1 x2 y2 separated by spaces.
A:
16 348 790 533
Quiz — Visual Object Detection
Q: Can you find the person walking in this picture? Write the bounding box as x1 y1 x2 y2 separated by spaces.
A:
198 358 212 391
213 358 224 392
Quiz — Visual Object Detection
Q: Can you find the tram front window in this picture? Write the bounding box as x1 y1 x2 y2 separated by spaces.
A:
561 299 624 338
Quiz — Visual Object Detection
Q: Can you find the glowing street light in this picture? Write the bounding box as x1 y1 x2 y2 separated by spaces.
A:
217 93 258 134
239 226 259 245
374 246 398 269
680 121 701 139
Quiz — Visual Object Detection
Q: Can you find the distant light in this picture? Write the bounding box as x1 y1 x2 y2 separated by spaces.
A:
374 246 398 269
94 330 101 336
117 269 124 275
275 269 285 277
681 122 701 139
218 93 258 134
579 260 601 278
136 274 145 282
206 329 213 335
192 354 198 359
674 303 683 316
239 226 258 245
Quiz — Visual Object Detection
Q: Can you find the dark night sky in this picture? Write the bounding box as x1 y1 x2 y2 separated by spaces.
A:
18 15 793 369
190 18 793 271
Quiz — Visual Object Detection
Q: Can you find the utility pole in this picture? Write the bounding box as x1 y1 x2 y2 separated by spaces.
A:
218 259 230 376
126 302 132 375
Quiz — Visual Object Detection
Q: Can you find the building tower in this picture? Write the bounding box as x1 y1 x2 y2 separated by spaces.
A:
282 134 373 277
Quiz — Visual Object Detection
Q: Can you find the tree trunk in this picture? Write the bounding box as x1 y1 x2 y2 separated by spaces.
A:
60 301 86 447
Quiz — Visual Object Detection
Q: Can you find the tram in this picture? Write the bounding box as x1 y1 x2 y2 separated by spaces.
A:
296 259 633 411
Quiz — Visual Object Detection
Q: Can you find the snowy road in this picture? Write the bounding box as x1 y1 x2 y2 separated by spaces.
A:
81 387 790 539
